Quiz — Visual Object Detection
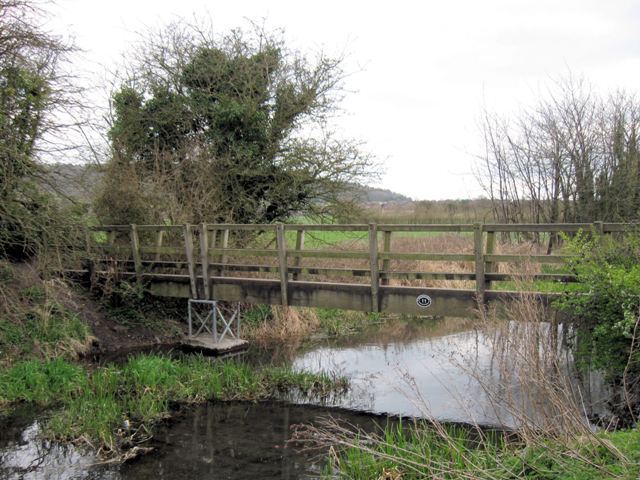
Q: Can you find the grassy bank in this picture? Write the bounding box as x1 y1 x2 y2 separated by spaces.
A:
0 354 348 457
0 262 94 365
311 420 640 479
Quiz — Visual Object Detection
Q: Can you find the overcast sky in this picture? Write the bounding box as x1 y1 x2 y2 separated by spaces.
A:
47 0 640 200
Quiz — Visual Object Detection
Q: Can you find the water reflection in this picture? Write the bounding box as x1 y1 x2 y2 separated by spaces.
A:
292 320 499 423
0 406 115 480
290 317 610 426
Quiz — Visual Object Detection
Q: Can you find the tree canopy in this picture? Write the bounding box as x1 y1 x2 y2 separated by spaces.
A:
0 0 78 257
97 23 376 225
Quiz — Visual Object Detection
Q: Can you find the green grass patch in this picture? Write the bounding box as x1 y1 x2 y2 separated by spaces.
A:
327 420 640 479
0 302 91 364
316 308 382 336
0 354 348 456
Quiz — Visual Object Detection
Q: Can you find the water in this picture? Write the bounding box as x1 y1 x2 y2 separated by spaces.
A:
0 317 610 479
292 317 499 423
0 403 386 479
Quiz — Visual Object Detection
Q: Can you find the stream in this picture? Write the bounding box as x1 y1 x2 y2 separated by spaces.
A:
0 317 610 479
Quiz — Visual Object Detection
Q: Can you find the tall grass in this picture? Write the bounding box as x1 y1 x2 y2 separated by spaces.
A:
0 262 93 365
242 305 381 342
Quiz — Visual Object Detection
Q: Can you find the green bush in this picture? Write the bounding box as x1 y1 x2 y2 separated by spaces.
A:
556 232 640 378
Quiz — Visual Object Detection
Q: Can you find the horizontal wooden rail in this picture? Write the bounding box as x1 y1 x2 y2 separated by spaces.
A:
379 252 475 261
484 254 573 263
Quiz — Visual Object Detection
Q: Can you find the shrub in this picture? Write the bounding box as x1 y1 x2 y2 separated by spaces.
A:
556 232 640 379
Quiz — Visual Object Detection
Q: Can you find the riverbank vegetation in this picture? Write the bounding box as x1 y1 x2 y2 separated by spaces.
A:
303 418 640 479
0 354 348 458
556 231 640 424
242 304 382 341
296 267 640 479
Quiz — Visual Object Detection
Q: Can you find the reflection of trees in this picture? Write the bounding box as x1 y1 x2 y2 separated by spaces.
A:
0 419 108 480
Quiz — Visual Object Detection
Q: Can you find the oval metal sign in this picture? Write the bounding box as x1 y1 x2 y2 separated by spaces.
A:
416 294 432 308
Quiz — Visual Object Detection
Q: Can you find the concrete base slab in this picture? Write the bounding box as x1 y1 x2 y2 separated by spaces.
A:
181 335 249 356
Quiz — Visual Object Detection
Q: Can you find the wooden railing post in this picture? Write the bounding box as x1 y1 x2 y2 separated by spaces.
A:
369 223 380 312
381 230 392 286
200 223 211 300
473 222 485 304
84 227 94 280
220 229 230 277
154 230 164 262
130 224 143 288
276 223 288 306
184 224 198 298
292 228 305 281
484 229 495 290
593 220 604 235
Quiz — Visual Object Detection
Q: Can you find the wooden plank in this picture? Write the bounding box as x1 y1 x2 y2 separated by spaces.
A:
209 229 218 250
484 223 592 233
484 254 573 263
94 245 134 255
378 252 475 261
108 230 116 246
130 224 142 287
276 223 288 305
200 223 210 300
154 230 164 262
604 223 640 232
109 260 575 283
485 273 577 282
89 225 130 232
283 224 369 232
139 246 185 255
473 223 485 302
135 225 184 231
205 224 276 231
204 247 280 257
292 229 305 281
287 250 370 260
593 221 604 235
220 229 230 277
382 271 476 280
184 224 198 298
381 230 392 286
378 224 474 232
369 223 380 312
484 230 495 289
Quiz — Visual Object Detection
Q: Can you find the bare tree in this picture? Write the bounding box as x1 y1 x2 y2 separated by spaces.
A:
477 77 640 228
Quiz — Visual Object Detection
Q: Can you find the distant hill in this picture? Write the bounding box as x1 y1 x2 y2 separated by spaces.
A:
352 185 411 204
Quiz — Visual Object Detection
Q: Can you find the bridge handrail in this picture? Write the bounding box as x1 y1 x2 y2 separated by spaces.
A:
79 221 639 311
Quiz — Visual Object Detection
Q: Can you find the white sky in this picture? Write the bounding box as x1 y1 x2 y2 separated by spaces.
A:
47 0 640 200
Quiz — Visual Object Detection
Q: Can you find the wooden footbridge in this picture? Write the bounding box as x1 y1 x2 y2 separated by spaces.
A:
75 222 637 319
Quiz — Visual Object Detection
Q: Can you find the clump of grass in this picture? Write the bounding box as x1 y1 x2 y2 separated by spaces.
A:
243 305 320 341
243 305 382 341
0 264 93 365
316 308 381 336
0 354 348 458
299 418 639 479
